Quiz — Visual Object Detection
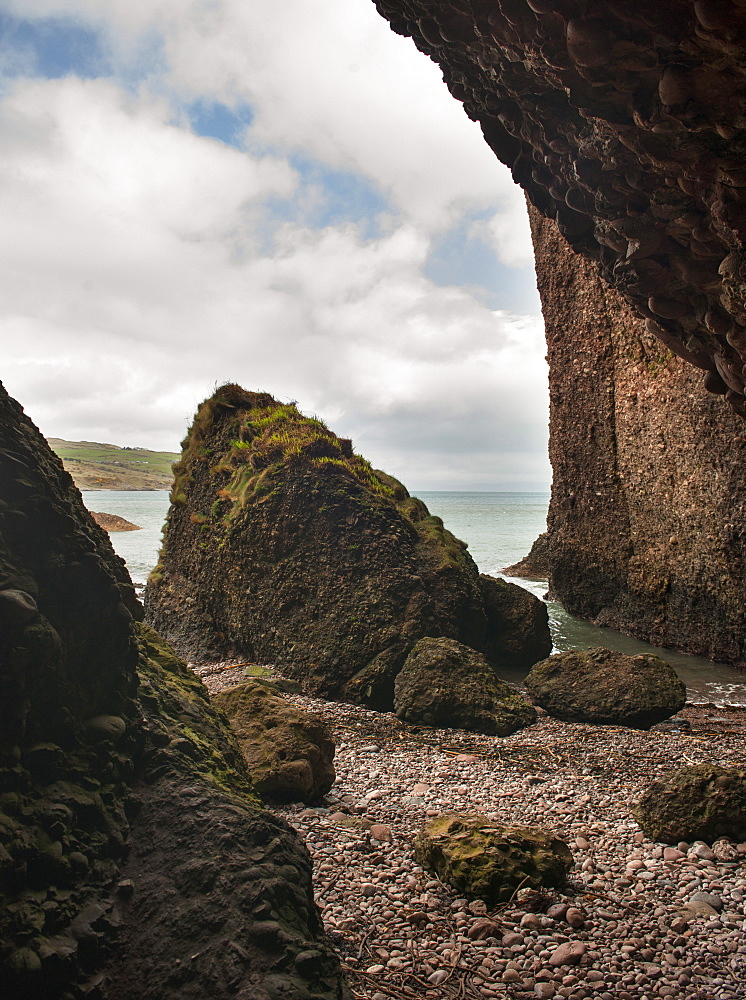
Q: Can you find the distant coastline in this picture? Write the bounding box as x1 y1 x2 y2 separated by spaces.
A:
48 437 178 491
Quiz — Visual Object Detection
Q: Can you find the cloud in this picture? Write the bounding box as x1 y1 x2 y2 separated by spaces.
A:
0 1 548 490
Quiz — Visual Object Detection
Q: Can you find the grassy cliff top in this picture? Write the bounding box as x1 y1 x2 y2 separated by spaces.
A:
48 437 179 490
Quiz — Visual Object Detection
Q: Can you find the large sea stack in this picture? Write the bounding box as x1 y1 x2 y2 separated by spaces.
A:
144 385 550 708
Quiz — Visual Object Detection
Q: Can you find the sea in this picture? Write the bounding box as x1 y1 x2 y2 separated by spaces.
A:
81 489 746 707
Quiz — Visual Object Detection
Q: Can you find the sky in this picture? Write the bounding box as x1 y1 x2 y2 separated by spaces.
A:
0 0 550 491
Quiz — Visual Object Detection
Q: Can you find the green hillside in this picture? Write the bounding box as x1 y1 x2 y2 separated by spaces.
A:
48 438 179 491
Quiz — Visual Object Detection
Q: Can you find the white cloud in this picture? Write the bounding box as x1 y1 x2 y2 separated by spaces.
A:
0 1 548 490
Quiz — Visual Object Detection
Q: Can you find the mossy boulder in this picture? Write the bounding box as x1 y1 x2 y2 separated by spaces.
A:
524 647 686 727
633 764 746 844
213 681 336 802
145 385 550 708
414 813 573 905
393 637 536 735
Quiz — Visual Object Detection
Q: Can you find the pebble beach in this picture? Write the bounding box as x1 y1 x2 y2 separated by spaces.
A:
196 663 746 1000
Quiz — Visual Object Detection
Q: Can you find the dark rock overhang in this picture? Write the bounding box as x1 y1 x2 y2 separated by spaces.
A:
373 0 746 413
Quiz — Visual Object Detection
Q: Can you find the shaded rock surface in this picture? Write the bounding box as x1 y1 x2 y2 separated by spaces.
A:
633 763 746 844
371 2 746 668
374 0 746 416
479 573 551 670
530 205 746 667
144 385 550 708
0 381 348 1000
525 647 687 727
413 812 573 906
213 681 336 803
502 531 550 579
393 636 536 735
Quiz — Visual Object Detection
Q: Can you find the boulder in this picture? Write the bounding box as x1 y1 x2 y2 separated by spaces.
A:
393 637 536 736
479 575 551 671
145 385 550 708
414 813 573 906
633 764 746 844
524 647 686 727
213 681 336 802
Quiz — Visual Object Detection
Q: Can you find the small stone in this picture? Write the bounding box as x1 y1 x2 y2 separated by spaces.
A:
428 969 449 985
360 883 377 897
547 903 569 920
548 941 586 967
502 969 522 983
366 964 384 974
663 847 685 861
520 913 543 929
689 891 722 911
691 843 717 861
535 984 556 999
412 783 430 795
565 907 585 928
469 917 502 940
502 932 524 947
370 824 393 843
407 911 429 926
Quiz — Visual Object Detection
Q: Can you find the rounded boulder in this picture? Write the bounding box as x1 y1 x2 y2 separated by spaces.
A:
213 681 335 802
524 647 686 727
414 812 573 905
393 637 536 736
633 764 746 843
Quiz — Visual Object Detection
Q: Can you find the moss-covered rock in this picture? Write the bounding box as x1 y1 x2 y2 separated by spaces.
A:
524 647 686 727
393 637 536 735
0 382 349 1000
414 813 573 905
213 681 336 802
145 385 550 708
632 765 746 845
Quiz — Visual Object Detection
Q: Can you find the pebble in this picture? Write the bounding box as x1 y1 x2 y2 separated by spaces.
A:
199 673 746 1000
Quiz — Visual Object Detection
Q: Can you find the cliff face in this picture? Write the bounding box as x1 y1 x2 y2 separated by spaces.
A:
373 1 746 414
0 382 347 1000
144 385 550 706
530 206 746 665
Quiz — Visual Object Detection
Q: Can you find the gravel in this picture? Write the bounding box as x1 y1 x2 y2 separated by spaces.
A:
197 663 746 1000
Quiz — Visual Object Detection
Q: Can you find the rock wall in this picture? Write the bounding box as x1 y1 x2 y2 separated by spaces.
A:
530 206 746 665
0 381 348 1000
373 0 746 416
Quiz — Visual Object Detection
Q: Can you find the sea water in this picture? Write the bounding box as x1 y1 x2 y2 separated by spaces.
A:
82 489 746 705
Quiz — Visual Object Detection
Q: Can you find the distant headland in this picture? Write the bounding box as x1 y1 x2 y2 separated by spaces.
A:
47 437 178 491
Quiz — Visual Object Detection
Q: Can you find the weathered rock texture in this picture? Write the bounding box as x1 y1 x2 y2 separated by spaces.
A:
414 812 573 905
372 1 746 665
374 0 746 414
525 647 687 727
532 207 746 664
0 382 348 1000
213 682 336 803
145 386 550 708
633 764 746 843
393 637 537 735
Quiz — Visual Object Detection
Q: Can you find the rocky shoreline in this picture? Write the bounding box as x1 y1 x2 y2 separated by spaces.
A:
194 662 746 1000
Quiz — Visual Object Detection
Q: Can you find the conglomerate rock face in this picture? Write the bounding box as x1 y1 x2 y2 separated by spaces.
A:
144 385 551 707
374 0 746 416
531 205 746 664
0 382 348 1000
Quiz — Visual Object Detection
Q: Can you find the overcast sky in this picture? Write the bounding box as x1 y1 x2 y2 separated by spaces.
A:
0 0 550 491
